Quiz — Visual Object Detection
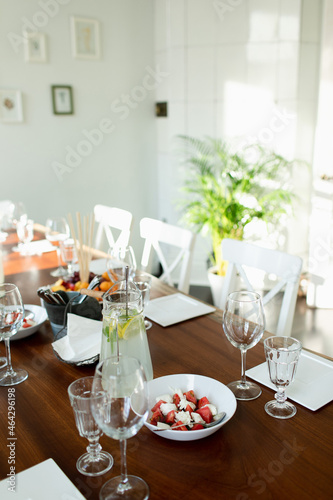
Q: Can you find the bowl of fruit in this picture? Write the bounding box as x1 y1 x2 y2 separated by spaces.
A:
51 271 114 295
144 373 237 441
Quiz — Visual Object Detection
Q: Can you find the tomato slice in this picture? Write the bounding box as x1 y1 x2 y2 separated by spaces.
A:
151 400 165 413
150 408 164 426
198 396 210 408
165 410 176 424
184 390 197 406
196 406 213 423
171 421 188 431
191 423 204 430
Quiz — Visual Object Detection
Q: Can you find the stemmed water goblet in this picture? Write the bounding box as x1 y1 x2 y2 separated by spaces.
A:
45 217 70 277
16 218 34 254
91 355 149 500
0 283 28 386
222 290 265 400
107 245 136 283
68 376 114 476
133 271 152 330
264 336 302 419
60 238 78 277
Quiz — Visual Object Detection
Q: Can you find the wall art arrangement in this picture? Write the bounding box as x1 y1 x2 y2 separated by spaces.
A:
0 90 23 122
51 85 74 115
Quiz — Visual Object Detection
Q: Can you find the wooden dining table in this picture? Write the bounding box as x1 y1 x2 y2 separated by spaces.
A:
0 232 333 500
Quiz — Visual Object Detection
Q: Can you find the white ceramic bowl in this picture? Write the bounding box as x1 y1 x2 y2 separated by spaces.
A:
144 373 237 441
13 304 48 341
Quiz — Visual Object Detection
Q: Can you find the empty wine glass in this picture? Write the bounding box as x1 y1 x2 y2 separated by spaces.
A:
133 271 152 330
222 291 265 400
45 217 70 277
264 336 302 419
16 218 34 255
91 355 149 500
68 376 114 476
107 245 136 283
0 283 28 386
60 238 78 277
8 202 27 228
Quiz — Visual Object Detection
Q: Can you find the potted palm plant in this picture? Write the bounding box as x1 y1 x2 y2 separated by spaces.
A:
177 135 296 304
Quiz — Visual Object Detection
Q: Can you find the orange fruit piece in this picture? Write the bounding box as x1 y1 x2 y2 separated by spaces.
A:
80 281 89 290
99 280 113 292
52 285 66 292
102 271 111 281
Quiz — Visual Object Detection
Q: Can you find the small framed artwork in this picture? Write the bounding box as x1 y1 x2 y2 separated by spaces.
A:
0 90 23 123
24 32 47 63
70 16 101 59
51 85 74 115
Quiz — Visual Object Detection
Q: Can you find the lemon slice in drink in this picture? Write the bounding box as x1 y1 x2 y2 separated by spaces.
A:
117 315 141 340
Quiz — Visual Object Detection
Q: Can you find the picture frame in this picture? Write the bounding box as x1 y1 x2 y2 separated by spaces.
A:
0 90 23 123
51 85 74 115
24 32 47 63
70 16 101 60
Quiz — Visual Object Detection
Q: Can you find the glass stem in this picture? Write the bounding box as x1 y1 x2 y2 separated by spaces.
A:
118 439 130 493
275 388 287 404
240 348 247 386
86 440 101 459
56 248 62 269
4 338 14 375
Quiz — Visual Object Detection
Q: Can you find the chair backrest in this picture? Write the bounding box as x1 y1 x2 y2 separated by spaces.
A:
219 238 303 337
139 217 196 294
93 205 133 251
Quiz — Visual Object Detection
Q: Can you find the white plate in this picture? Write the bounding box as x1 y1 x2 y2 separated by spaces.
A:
246 350 333 411
0 458 85 499
13 304 48 341
144 373 237 441
145 293 215 327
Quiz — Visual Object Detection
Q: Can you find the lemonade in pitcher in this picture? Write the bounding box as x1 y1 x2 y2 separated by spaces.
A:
100 281 153 381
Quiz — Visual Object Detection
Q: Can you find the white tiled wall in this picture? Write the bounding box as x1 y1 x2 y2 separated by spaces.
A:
154 0 322 285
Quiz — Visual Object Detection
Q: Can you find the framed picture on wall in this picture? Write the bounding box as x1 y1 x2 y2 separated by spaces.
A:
24 32 47 63
51 85 74 115
0 90 23 122
70 17 101 59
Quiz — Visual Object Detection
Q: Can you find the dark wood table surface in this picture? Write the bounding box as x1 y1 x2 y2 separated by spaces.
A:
0 233 333 499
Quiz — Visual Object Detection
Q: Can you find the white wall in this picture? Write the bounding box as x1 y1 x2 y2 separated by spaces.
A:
0 0 158 259
154 0 322 284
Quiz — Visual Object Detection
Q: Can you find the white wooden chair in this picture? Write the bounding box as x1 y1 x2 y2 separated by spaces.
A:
219 238 303 337
93 205 133 251
139 217 196 294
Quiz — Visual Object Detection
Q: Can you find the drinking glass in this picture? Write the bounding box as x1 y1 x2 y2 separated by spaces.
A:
0 283 28 386
45 217 70 277
107 245 136 283
68 376 114 476
264 336 302 419
91 355 149 500
222 290 265 400
133 271 152 330
16 218 34 254
60 238 78 277
8 202 27 228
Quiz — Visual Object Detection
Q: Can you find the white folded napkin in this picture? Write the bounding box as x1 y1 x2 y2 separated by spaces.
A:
13 239 55 255
52 313 102 363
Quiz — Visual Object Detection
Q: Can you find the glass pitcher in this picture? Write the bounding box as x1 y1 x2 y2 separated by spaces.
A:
100 280 153 381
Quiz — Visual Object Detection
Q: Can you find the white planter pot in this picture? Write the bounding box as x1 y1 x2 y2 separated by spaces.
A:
207 267 224 307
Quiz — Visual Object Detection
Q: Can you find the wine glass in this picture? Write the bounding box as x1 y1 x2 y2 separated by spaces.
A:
264 336 302 419
45 217 70 277
107 245 136 283
16 218 34 254
222 290 265 400
0 283 28 386
91 355 149 500
68 376 114 476
8 202 27 228
60 238 78 277
133 271 152 330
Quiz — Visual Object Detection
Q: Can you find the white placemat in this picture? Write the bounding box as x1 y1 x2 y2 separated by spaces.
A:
246 350 333 411
145 293 215 327
0 458 85 499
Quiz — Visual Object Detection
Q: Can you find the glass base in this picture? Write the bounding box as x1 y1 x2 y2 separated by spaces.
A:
99 475 149 500
77 450 113 477
144 319 152 330
227 380 262 401
0 368 28 386
265 400 297 419
50 267 67 277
